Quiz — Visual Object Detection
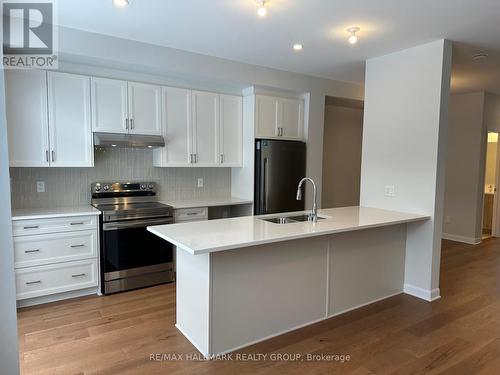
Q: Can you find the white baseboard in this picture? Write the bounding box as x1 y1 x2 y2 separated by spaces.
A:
404 283 440 302
16 287 99 308
442 233 481 245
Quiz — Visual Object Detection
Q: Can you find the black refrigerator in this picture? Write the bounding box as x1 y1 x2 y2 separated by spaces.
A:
254 139 306 215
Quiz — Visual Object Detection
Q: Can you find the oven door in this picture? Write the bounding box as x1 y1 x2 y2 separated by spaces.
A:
102 217 174 281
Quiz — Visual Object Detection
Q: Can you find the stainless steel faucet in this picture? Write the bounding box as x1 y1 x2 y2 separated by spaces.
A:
296 177 318 222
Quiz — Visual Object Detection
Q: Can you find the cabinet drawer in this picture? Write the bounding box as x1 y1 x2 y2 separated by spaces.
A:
14 230 97 269
15 259 98 300
174 207 208 222
12 215 98 237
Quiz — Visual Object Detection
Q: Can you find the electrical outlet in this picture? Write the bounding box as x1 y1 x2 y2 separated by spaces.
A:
384 185 395 197
197 178 204 188
36 181 45 193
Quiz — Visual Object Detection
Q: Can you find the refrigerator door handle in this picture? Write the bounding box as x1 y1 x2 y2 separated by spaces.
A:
263 157 269 213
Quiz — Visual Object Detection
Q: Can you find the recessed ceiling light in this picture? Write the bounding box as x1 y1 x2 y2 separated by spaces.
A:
293 44 303 51
472 52 489 61
111 144 117 147
347 27 360 45
256 0 267 17
113 0 129 8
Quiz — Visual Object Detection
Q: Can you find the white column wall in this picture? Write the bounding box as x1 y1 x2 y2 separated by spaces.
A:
360 39 452 301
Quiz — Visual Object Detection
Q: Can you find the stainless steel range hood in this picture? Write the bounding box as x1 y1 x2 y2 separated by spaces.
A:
94 133 165 149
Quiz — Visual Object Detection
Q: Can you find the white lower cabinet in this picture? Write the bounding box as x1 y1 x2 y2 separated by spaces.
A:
15 259 98 300
14 230 97 268
13 215 99 304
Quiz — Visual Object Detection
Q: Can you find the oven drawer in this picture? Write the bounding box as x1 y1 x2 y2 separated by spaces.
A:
174 207 208 222
14 230 98 269
12 215 98 237
15 259 98 300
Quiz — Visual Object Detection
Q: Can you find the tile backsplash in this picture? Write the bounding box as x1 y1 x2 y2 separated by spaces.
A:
10 148 231 209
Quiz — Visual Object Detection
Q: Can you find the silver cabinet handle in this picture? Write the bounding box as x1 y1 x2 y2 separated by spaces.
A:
51 150 55 162
26 280 41 285
23 225 39 230
24 249 40 253
72 273 86 278
45 150 49 162
195 154 198 163
70 244 85 248
186 212 198 216
130 118 134 129
189 154 193 163
220 154 224 164
125 118 129 130
70 222 84 226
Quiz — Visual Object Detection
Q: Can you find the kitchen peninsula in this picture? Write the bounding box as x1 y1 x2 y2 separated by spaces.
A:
148 206 429 357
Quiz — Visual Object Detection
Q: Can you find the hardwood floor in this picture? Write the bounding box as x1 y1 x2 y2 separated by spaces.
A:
18 238 500 374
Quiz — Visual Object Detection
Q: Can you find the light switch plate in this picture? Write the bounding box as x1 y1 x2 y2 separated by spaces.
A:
197 178 204 188
384 185 395 197
37 181 45 193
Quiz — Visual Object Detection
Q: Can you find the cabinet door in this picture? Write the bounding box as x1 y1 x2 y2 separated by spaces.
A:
127 82 162 135
219 95 242 166
279 98 303 140
47 72 93 167
5 70 50 167
255 95 279 138
191 91 219 166
154 87 192 166
91 77 128 134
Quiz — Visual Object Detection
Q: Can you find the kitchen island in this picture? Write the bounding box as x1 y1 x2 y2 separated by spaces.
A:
148 206 429 357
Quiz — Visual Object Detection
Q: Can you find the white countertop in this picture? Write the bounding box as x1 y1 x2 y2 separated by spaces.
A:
148 206 429 255
161 197 253 209
11 206 101 221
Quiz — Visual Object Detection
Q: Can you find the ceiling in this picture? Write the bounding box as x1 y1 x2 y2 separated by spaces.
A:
58 0 500 88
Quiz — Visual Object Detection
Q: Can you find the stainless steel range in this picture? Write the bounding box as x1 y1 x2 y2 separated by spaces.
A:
91 181 174 295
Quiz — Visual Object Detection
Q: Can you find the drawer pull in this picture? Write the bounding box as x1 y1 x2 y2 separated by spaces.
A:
72 273 87 278
70 244 85 248
186 212 199 216
70 222 85 226
26 280 41 285
24 249 41 253
23 225 39 230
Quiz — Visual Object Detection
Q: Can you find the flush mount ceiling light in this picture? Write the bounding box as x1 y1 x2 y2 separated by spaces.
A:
472 52 489 61
256 0 267 17
112 0 130 8
293 43 303 51
347 27 360 45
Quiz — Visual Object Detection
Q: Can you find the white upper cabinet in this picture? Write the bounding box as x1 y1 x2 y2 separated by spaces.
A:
219 95 242 166
91 77 128 134
91 78 161 136
256 95 279 138
5 70 50 167
5 70 93 168
153 87 192 167
127 82 162 135
48 72 93 167
154 89 242 168
279 98 303 140
191 91 219 166
255 94 304 140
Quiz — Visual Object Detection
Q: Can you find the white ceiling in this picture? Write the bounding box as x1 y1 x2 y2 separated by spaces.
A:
58 0 500 87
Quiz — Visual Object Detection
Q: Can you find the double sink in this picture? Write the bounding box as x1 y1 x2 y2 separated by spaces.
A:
262 214 326 224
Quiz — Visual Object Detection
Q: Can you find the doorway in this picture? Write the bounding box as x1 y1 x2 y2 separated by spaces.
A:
482 132 499 238
321 97 364 208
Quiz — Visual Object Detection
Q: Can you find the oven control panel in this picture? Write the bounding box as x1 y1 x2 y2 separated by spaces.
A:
91 182 157 195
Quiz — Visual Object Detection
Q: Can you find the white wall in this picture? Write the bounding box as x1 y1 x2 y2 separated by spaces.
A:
322 104 363 207
442 93 486 243
56 27 364 205
0 68 20 372
360 39 452 301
